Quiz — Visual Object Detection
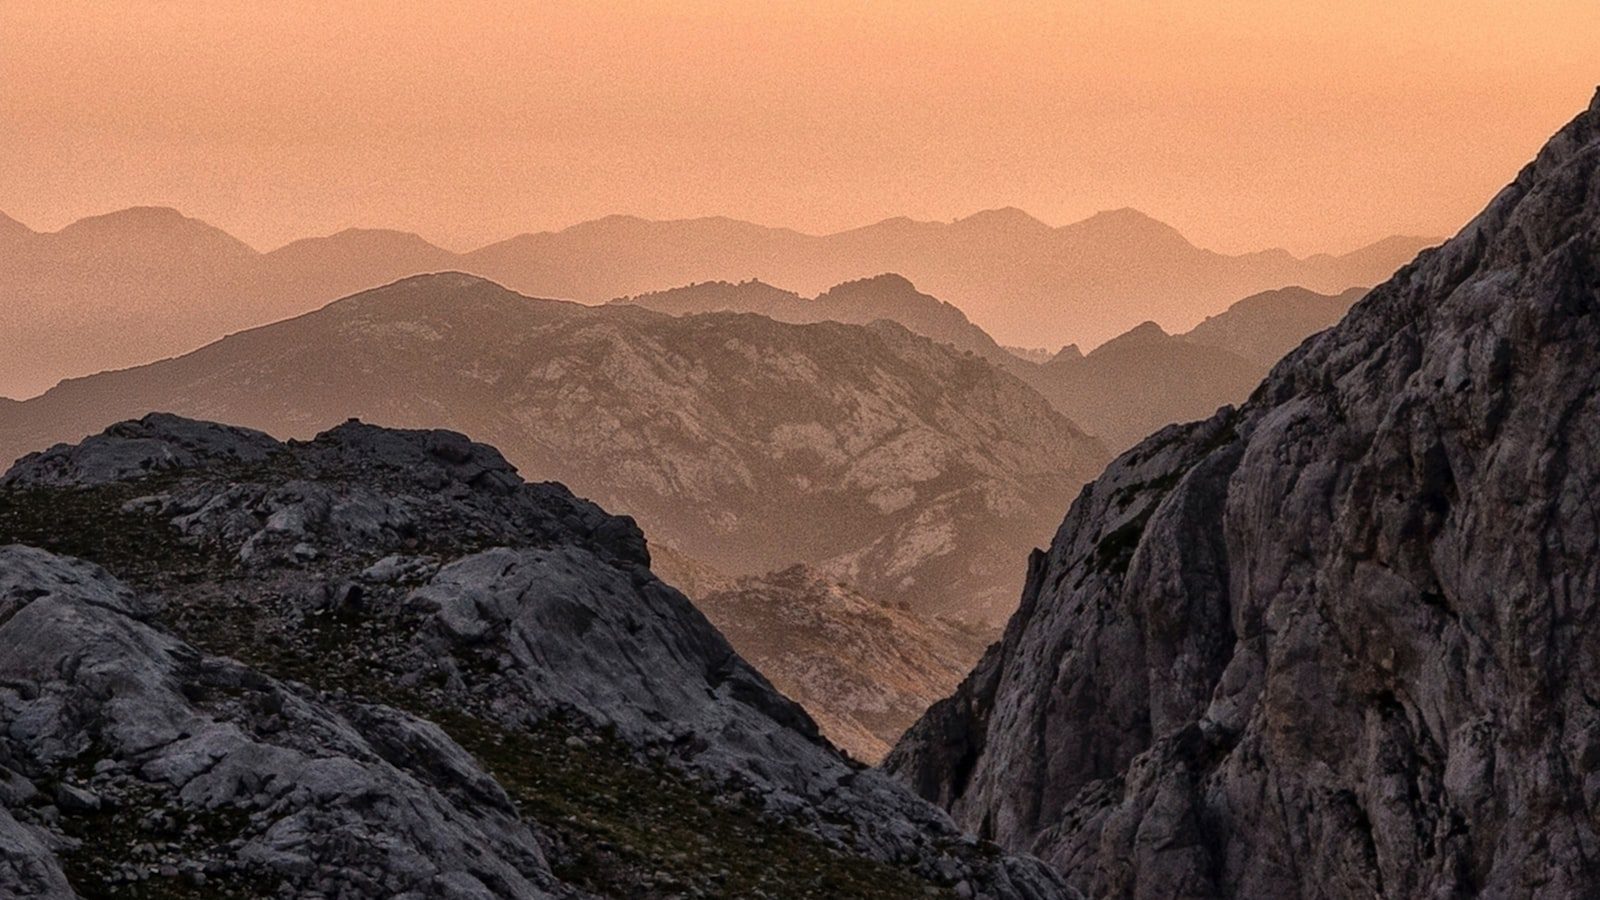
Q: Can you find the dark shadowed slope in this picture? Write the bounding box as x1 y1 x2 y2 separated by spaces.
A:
888 91 1600 898
0 204 1432 398
0 273 1106 625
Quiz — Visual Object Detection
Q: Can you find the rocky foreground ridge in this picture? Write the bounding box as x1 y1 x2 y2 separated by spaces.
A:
888 91 1600 897
0 415 1066 898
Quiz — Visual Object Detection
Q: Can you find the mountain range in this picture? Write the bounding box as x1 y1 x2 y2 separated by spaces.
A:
620 276 1369 453
615 274 1017 370
0 273 1107 628
1031 286 1367 451
0 204 1432 399
889 88 1600 898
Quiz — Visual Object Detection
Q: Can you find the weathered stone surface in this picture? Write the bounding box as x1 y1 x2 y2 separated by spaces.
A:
0 547 560 899
2 415 1069 898
889 90 1600 898
3 414 278 489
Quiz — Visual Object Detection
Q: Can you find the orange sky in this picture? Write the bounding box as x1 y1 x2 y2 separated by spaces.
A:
2 1 1596 255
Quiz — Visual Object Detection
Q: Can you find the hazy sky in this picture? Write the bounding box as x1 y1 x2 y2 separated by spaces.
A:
3 1 1596 255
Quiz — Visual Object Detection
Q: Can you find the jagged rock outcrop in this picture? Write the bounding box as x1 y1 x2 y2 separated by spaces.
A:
690 565 993 764
0 545 562 899
888 91 1600 898
0 414 1068 898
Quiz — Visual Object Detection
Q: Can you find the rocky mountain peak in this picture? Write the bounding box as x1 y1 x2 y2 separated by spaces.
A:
1 414 1070 898
1086 320 1169 355
817 272 921 297
54 206 258 256
951 207 1051 232
887 92 1600 897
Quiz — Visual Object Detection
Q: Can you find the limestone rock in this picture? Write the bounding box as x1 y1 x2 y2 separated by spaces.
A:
888 90 1600 898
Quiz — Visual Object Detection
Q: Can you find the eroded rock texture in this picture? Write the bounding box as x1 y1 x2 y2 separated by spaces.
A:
888 91 1600 898
0 415 1067 899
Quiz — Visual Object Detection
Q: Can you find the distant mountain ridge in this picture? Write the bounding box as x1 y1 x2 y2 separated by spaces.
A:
0 272 1107 626
0 204 1434 398
614 274 1019 367
1032 285 1369 451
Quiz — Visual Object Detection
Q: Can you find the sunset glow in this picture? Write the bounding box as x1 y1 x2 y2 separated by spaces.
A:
4 1 1596 255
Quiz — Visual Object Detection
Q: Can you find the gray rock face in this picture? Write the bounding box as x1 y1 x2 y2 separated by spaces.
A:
4 414 279 488
0 546 559 899
1 415 1068 898
888 91 1600 898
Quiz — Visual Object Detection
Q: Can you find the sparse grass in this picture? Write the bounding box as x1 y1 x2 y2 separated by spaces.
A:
0 479 949 899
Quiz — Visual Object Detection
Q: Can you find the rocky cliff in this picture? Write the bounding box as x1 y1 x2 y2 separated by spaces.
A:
888 91 1600 897
0 414 1067 898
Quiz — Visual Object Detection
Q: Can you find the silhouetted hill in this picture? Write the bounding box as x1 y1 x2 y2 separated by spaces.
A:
0 204 1433 398
1033 322 1261 451
1184 285 1366 367
0 273 1106 625
260 228 460 302
1022 285 1371 452
0 210 35 243
616 273 1018 367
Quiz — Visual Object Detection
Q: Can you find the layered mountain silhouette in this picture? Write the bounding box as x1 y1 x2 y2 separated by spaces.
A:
614 274 1019 369
0 273 1106 627
889 91 1600 897
1030 286 1367 451
1184 285 1368 368
618 274 1371 454
0 204 1431 398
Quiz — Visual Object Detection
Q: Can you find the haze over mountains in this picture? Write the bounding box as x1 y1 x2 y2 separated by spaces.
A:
0 273 1107 630
624 276 1370 453
1032 286 1369 451
616 274 1016 370
0 204 1431 399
